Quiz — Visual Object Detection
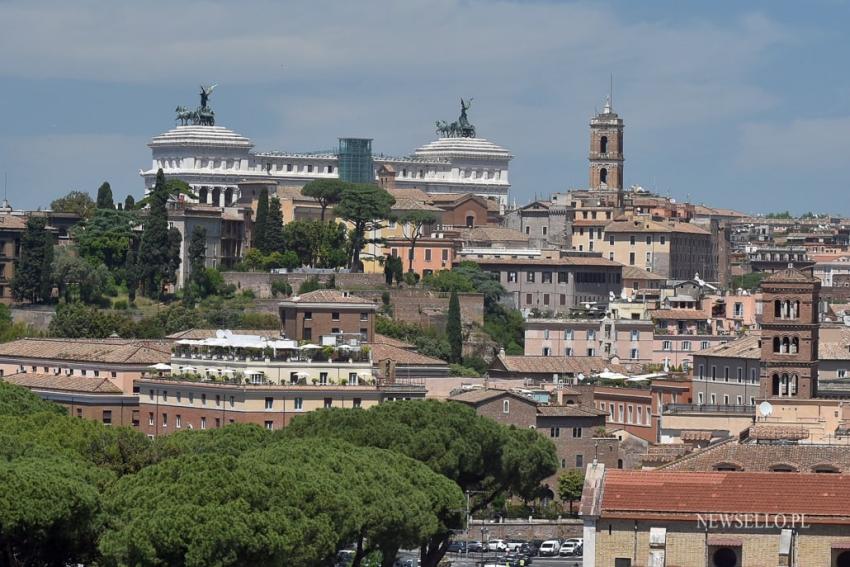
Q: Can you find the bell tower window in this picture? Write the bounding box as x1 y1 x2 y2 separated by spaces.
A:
599 168 608 184
600 135 608 154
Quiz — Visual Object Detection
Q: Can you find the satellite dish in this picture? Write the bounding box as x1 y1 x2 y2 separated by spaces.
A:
758 401 773 417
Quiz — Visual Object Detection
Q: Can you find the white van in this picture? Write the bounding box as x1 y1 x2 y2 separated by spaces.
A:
539 540 561 556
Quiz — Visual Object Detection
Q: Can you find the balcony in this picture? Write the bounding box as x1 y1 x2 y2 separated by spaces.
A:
663 403 754 415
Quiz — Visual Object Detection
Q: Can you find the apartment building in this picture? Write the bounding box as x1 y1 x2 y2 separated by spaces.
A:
462 255 623 314
524 318 654 362
278 289 377 342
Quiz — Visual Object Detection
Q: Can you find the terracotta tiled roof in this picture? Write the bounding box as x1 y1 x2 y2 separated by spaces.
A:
371 334 414 349
599 469 850 519
367 343 447 367
651 308 710 321
449 388 534 405
391 198 442 212
495 355 631 375
604 219 709 235
3 372 123 393
622 265 666 280
659 438 850 473
680 430 714 442
286 289 377 305
387 188 432 202
762 267 818 283
694 334 761 359
748 424 809 441
460 226 529 242
0 215 29 230
0 338 172 365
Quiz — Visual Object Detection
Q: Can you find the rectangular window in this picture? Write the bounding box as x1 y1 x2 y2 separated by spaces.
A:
215 418 221 428
148 412 154 426
698 392 704 404
839 369 848 379
332 312 340 321
441 249 448 262
526 293 532 304
294 397 304 410
101 410 112 425
162 390 168 402
304 311 312 320
629 252 635 265
508 271 517 283
710 393 717 404
737 368 743 383
215 395 221 406
176 391 181 403
550 427 560 438
229 396 234 408
627 405 633 424
572 427 582 438
265 397 273 410
558 272 567 283
543 294 550 305
200 417 207 429
303 328 312 340
565 347 573 356
737 395 743 405
630 348 639 359
265 421 274 430
662 340 672 351
353 398 362 408
323 398 332 409
576 454 583 468
699 364 704 379
526 271 535 283
424 249 432 261
319 372 328 385
202 393 207 406
587 329 596 340
682 341 691 351
175 415 182 429
631 330 640 342
149 389 154 401
542 271 552 283
189 392 194 404
162 413 168 427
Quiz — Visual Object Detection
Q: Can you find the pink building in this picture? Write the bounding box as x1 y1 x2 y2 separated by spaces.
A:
524 318 655 363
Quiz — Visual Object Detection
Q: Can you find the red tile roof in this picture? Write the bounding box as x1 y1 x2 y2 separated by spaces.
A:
3 372 123 393
598 469 850 521
286 289 377 306
0 338 172 365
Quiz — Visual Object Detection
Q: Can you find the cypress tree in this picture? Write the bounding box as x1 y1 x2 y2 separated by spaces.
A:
253 188 269 251
265 196 285 253
446 290 463 364
96 182 114 209
138 170 172 298
124 195 135 210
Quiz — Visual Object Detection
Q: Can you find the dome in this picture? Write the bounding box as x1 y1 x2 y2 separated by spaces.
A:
413 137 512 161
148 125 254 150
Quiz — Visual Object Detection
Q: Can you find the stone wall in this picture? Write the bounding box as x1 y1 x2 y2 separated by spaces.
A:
222 272 386 298
11 306 55 330
350 289 485 328
468 519 583 541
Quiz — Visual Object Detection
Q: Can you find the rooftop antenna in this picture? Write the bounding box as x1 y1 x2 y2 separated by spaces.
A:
610 72 614 110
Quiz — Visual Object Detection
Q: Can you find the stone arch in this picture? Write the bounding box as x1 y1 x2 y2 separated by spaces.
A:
599 167 608 184
212 187 221 206
198 186 208 204
711 547 739 567
224 187 234 206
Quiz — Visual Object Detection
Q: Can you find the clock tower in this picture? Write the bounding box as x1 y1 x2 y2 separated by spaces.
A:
589 96 624 191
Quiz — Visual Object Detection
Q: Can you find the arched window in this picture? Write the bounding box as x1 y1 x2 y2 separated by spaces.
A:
465 215 475 228
812 464 839 473
224 187 234 206
791 337 799 354
600 135 608 154
599 168 608 184
793 300 800 318
781 337 790 354
212 187 221 206
774 300 782 318
773 337 781 353
198 187 208 204
502 400 510 414
713 462 743 472
772 373 780 395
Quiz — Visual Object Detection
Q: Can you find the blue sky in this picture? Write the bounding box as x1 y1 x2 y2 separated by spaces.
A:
1 0 849 214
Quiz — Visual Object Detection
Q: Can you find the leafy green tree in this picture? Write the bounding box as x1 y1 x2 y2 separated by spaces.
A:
133 179 197 209
398 210 438 273
74 209 136 273
49 303 119 338
285 400 558 567
298 276 322 294
0 382 66 417
124 194 135 210
52 246 111 304
446 290 462 364
11 216 54 304
271 280 292 297
252 187 269 251
335 184 395 272
281 220 349 268
301 179 347 222
96 181 115 209
265 196 285 253
557 469 585 515
50 190 96 219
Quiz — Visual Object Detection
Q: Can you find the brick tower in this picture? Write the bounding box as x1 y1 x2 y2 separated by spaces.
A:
589 96 624 191
759 267 820 399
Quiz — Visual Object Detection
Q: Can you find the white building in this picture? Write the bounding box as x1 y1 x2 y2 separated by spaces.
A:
140 123 513 206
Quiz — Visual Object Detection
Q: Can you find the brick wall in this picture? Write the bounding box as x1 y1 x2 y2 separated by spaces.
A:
469 519 583 541
351 289 485 328
222 272 387 298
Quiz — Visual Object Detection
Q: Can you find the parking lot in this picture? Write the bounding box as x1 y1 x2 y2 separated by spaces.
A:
395 551 582 567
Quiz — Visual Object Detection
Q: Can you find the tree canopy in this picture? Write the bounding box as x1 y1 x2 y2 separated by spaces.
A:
301 179 347 222
11 216 54 304
335 184 395 272
50 190 96 219
96 181 115 210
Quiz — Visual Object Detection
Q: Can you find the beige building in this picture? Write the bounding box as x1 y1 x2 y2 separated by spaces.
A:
524 317 654 362
581 464 850 567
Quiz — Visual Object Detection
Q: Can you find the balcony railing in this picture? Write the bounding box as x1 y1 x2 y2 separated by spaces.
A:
663 403 754 415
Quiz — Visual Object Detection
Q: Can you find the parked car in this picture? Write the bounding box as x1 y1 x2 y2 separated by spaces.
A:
467 541 485 553
559 538 583 557
538 540 560 556
446 540 467 553
528 540 544 556
487 539 509 552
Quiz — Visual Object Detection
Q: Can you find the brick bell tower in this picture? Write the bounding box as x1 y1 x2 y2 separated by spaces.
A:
759 267 821 400
589 96 624 191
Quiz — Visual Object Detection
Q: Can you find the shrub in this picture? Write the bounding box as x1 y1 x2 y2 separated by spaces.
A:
298 276 322 294
403 272 420 287
271 280 292 298
112 299 129 310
